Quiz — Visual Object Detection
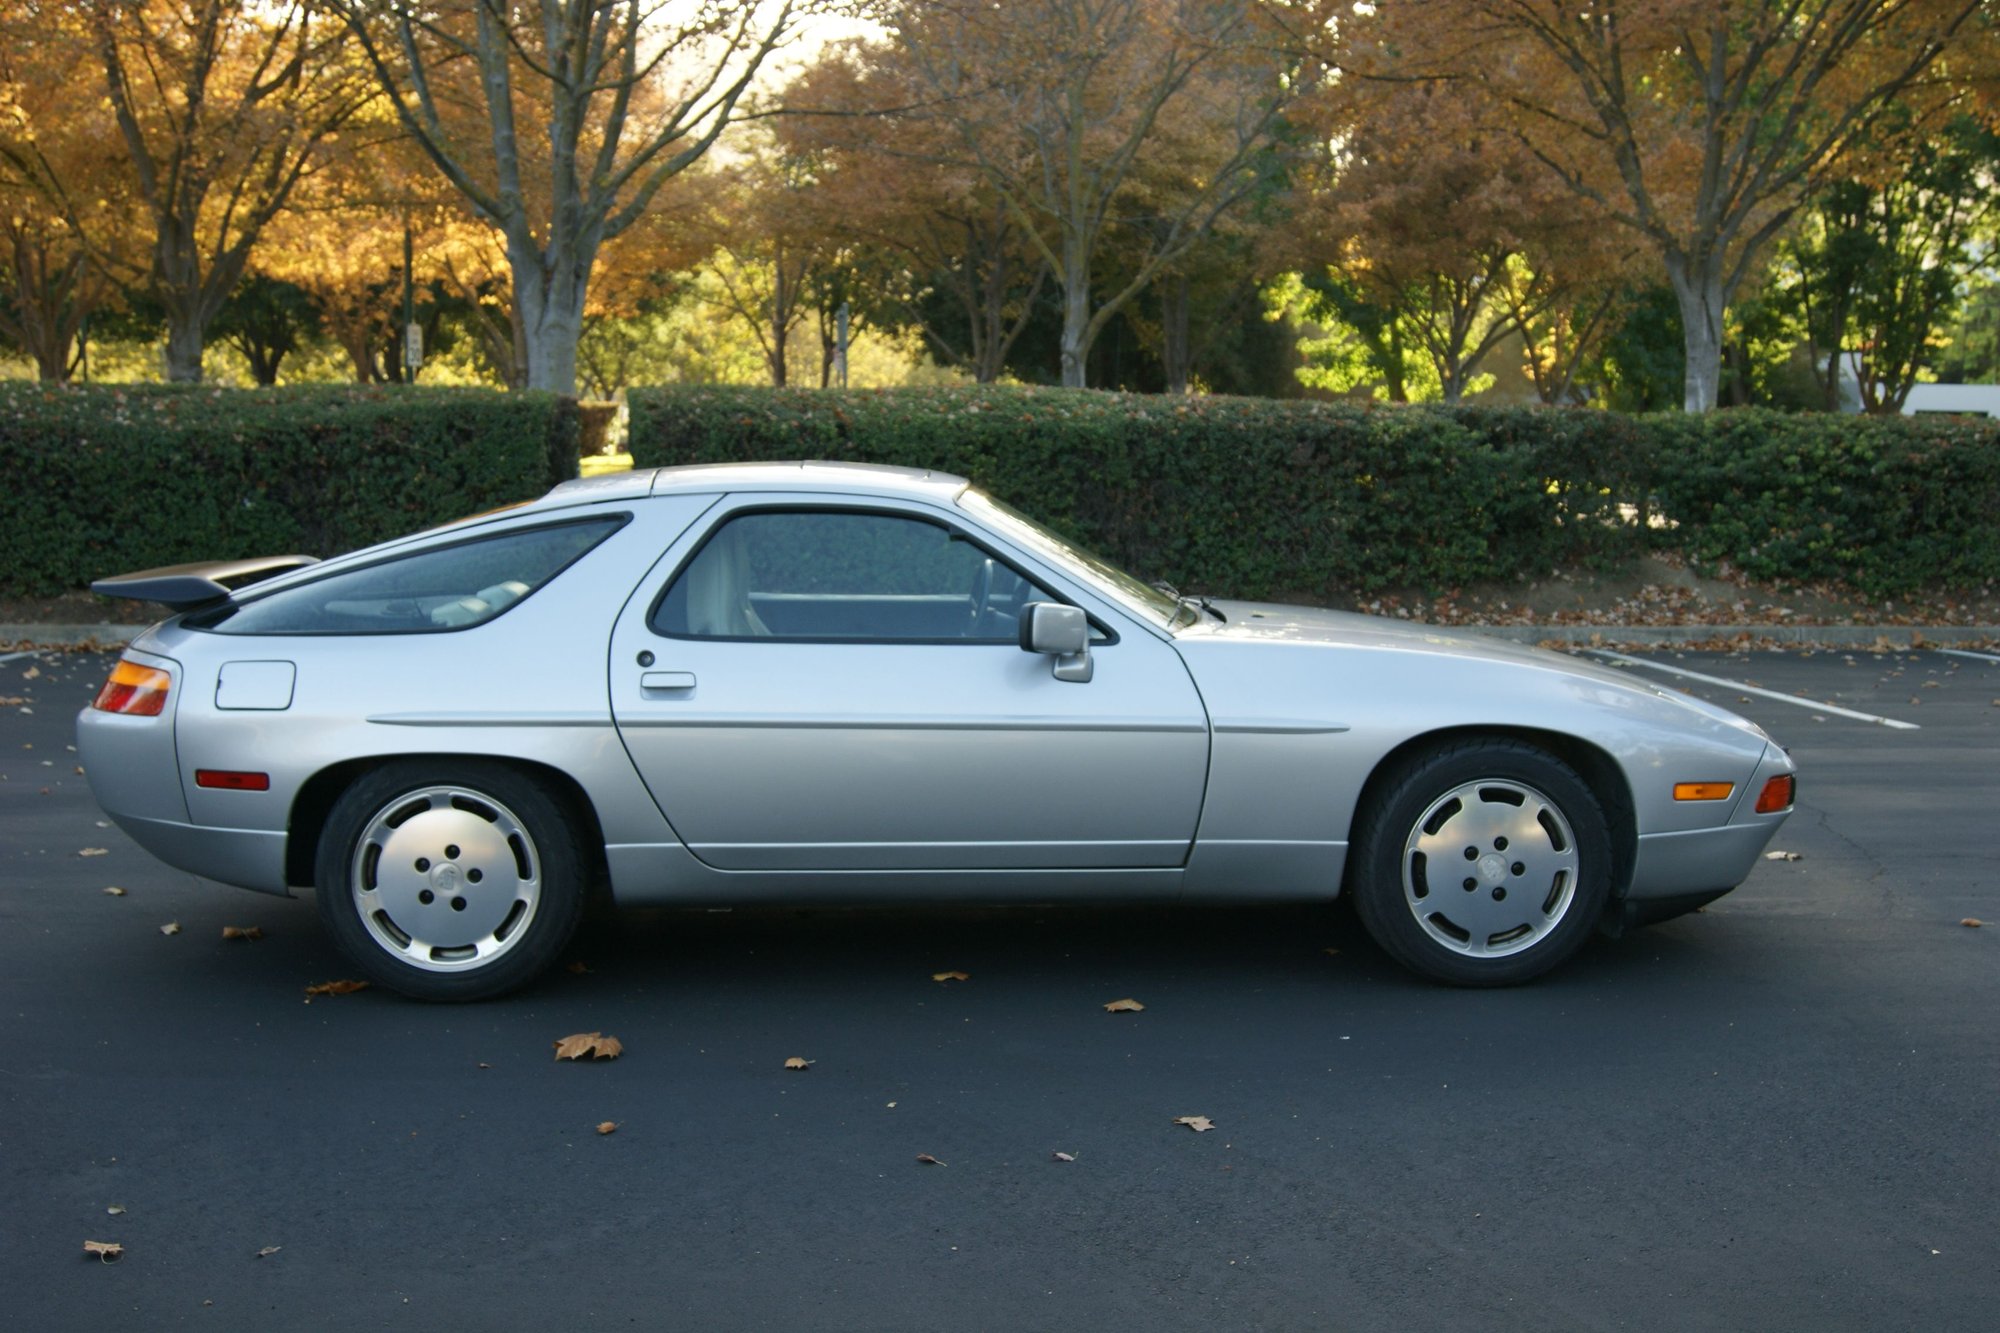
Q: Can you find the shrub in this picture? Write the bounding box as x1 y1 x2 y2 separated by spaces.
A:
630 387 2000 600
627 386 1659 600
0 384 577 597
1648 409 2000 597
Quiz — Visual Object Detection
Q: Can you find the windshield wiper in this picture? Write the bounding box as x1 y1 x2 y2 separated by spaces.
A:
1153 579 1224 626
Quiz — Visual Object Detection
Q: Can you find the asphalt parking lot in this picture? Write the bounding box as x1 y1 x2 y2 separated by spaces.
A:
4 646 1996 1330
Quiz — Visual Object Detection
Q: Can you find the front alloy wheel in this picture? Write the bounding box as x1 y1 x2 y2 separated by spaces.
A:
316 761 586 1001
1352 740 1613 986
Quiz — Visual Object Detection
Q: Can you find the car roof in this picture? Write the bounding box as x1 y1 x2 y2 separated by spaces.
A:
540 460 970 508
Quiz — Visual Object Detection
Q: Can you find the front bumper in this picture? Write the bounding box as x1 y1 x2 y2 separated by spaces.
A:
1627 741 1795 901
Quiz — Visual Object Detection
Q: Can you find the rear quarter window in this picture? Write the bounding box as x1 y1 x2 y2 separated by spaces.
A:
192 516 625 635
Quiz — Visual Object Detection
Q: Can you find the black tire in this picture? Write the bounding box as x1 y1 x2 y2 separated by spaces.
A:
1349 739 1612 987
314 759 588 1001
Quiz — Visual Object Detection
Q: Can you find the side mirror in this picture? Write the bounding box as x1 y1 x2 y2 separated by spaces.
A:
1018 602 1092 682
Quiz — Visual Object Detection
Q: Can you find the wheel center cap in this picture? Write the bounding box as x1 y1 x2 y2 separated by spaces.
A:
429 863 461 893
1477 853 1508 884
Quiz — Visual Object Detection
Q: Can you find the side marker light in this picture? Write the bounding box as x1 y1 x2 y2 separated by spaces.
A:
196 770 271 792
1755 775 1795 814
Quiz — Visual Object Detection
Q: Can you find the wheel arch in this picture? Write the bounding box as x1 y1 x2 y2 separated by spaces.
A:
286 754 611 896
1344 725 1637 911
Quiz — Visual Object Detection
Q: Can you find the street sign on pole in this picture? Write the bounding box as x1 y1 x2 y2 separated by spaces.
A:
405 324 423 371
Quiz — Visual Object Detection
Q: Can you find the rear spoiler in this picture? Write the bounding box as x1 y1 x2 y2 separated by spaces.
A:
91 555 321 611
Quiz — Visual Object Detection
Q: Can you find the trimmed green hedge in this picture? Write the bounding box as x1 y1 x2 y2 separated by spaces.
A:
626 387 1660 601
10 383 1995 603
1649 411 2000 596
0 384 578 597
628 387 2000 599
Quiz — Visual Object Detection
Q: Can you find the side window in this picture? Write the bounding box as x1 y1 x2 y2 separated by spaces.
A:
196 517 625 635
653 510 1054 642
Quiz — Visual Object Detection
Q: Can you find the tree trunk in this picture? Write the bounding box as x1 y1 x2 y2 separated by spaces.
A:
975 254 1006 384
1382 324 1410 403
1439 360 1467 405
245 343 282 385
162 307 205 382
523 303 580 394
509 223 594 394
769 311 789 388
513 260 583 394
1664 250 1726 412
1059 235 1091 389
1161 275 1192 395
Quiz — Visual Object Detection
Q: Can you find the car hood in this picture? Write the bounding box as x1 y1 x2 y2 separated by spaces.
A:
1178 599 1769 738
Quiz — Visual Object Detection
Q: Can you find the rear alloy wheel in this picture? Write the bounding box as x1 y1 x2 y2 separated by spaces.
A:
315 761 586 1001
1351 740 1613 986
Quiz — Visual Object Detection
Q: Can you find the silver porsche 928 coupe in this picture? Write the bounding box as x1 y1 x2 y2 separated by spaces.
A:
78 461 1795 1000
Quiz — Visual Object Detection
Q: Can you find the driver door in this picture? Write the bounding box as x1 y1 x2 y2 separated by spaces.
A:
608 496 1210 872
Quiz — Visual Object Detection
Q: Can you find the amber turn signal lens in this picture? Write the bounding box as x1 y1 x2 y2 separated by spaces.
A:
1673 782 1734 802
1755 775 1795 814
91 661 171 717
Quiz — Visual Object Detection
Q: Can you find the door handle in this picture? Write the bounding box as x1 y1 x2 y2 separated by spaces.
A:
640 671 696 692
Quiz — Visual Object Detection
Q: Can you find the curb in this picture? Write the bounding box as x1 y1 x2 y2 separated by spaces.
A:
2 624 153 650
1466 624 2000 648
5 622 1998 653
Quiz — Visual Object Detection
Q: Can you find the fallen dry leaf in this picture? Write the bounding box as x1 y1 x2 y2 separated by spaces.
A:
596 1121 619 1135
0 696 24 705
78 847 108 857
159 922 181 936
553 1032 623 1061
783 1057 814 1070
101 887 126 897
565 960 591 974
1052 1151 1076 1163
1763 851 1802 862
221 925 264 940
23 666 40 679
931 970 969 983
106 1205 126 1216
82 1240 122 1262
1102 998 1145 1013
1173 1115 1217 1133
255 1246 281 1259
915 1153 946 1166
1963 918 1984 929
304 980 369 997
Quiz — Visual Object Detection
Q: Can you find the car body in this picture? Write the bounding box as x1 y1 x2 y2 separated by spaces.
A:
79 461 1795 998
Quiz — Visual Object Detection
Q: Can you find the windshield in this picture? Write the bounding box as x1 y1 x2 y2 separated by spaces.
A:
959 490 1190 629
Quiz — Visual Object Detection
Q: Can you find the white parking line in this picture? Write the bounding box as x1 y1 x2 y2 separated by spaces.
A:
1583 650 1921 730
0 650 38 664
1940 648 2000 665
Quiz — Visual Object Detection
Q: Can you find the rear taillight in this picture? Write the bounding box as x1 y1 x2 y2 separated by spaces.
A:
92 660 171 717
